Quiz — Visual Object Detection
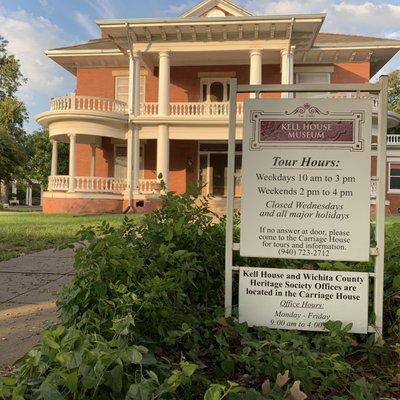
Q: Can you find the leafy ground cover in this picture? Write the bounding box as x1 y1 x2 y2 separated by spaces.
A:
0 190 399 399
0 211 133 261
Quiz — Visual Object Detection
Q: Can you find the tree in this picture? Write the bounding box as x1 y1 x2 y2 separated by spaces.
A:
388 70 400 134
0 36 27 185
23 129 69 186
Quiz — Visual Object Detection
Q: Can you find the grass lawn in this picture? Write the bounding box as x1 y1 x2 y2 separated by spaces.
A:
386 214 400 224
0 211 140 261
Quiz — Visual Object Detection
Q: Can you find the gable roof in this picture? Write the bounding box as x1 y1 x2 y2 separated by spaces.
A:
181 0 252 18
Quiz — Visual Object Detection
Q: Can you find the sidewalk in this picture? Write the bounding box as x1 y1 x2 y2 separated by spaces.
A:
0 248 74 375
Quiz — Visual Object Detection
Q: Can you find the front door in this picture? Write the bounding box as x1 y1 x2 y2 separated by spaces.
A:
209 153 227 196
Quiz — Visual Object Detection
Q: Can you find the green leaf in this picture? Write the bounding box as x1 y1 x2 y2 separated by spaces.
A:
126 383 151 400
181 362 198 377
40 381 64 400
204 384 225 400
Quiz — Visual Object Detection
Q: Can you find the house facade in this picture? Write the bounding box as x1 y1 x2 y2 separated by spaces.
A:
36 0 400 214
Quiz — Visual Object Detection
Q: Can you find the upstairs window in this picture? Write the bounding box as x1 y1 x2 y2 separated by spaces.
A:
200 78 231 102
295 71 331 98
389 162 400 191
115 76 146 104
115 76 129 103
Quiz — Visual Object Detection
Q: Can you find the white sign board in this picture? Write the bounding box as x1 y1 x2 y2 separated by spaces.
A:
240 99 372 262
239 267 369 333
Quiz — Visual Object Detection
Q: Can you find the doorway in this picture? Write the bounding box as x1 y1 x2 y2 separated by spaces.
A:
199 143 242 197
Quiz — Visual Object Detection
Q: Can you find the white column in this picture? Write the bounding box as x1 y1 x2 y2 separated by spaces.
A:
25 187 29 205
127 51 142 196
132 51 141 194
249 50 262 98
29 187 33 206
281 46 295 98
51 140 58 176
89 144 96 177
68 133 76 192
11 181 17 195
157 51 170 189
126 126 134 195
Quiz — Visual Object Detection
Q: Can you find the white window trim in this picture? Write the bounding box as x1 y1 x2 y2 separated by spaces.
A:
114 75 146 104
113 143 145 179
295 72 331 84
294 66 334 73
200 77 231 102
295 71 331 99
388 159 400 193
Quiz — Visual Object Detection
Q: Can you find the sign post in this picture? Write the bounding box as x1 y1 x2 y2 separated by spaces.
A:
225 77 388 340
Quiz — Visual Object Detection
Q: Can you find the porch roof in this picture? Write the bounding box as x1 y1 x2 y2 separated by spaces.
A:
45 30 400 77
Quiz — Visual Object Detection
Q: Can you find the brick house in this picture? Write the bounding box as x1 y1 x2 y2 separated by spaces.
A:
36 0 400 214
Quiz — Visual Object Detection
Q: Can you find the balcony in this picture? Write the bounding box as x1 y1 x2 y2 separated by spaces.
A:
48 176 159 195
387 135 400 146
140 101 244 118
38 93 400 142
50 94 127 114
36 94 129 143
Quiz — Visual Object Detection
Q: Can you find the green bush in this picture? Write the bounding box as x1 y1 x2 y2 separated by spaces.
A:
1 188 399 399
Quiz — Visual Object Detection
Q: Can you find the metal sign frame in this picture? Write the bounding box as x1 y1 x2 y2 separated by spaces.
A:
225 76 388 340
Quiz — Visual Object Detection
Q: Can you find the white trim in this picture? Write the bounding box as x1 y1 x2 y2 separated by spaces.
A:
200 77 231 102
294 66 334 73
388 159 400 192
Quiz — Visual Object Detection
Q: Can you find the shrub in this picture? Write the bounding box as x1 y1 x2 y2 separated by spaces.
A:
1 188 399 399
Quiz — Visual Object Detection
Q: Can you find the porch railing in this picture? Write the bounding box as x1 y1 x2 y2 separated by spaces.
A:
48 175 161 195
50 93 128 114
138 179 159 194
387 135 400 145
74 176 127 193
140 101 244 117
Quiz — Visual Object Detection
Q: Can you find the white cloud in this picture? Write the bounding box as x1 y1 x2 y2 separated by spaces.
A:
242 0 400 75
75 11 99 37
0 6 73 107
243 0 400 37
87 0 116 18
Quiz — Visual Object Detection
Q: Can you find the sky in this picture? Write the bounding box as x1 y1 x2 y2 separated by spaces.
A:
0 0 400 132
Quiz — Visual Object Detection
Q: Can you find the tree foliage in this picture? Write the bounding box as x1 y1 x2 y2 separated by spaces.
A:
24 129 69 186
0 36 27 183
388 70 400 134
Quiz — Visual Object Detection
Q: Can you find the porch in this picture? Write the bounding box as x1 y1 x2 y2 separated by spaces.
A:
47 175 158 195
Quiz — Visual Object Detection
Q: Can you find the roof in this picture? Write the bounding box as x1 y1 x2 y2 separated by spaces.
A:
181 0 252 17
316 32 399 44
48 32 400 54
314 32 400 47
49 38 117 52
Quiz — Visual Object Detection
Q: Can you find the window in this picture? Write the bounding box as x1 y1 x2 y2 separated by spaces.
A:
295 72 330 98
115 75 146 104
115 76 129 103
200 78 231 102
389 163 400 191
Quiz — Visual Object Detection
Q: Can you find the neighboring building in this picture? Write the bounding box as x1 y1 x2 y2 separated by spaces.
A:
36 0 400 214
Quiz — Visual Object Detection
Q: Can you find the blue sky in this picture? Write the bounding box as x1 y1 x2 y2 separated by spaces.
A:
0 0 400 132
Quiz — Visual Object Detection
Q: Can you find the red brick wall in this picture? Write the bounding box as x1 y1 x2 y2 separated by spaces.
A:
75 139 114 178
169 140 198 193
331 62 370 83
146 64 282 102
143 139 198 194
144 140 157 179
76 67 128 98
